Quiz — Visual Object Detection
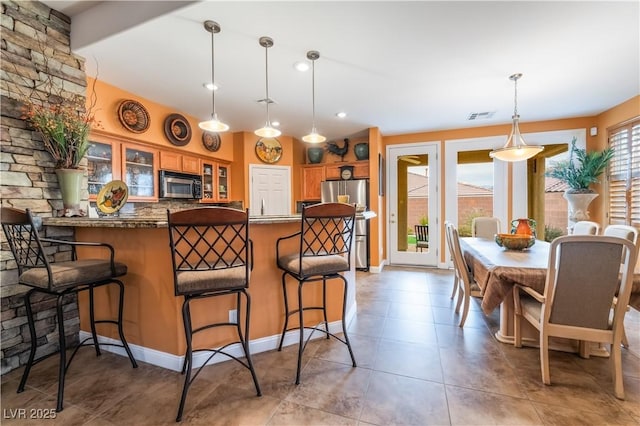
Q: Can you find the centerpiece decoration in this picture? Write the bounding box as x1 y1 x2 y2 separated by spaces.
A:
545 137 613 230
18 58 99 217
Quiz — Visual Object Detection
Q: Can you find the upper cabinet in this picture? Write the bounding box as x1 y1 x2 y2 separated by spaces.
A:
160 151 200 174
325 160 370 181
301 165 326 200
201 161 231 203
87 140 117 198
122 143 159 200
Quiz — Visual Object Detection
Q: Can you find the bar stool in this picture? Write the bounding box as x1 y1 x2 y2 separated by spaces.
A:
167 207 261 422
275 202 357 384
0 207 137 412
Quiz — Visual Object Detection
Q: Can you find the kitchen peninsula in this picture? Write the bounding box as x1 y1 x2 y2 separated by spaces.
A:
42 213 364 371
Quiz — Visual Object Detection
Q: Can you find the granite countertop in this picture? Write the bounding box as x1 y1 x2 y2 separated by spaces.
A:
43 211 376 229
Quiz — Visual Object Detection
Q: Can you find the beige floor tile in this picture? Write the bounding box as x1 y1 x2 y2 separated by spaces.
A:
386 302 435 323
313 333 379 369
347 313 387 338
359 370 449 425
380 317 439 345
373 339 443 382
446 385 542 425
532 400 638 426
267 400 357 425
434 324 503 356
285 358 370 420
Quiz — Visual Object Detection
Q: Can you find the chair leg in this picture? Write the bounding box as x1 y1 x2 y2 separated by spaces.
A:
238 290 261 396
322 278 329 339
458 286 470 328
455 281 464 314
295 281 305 385
88 286 101 357
17 289 37 394
611 341 625 399
514 310 522 348
621 327 629 348
55 294 67 412
277 273 290 351
113 280 137 368
340 275 357 368
540 331 551 385
176 298 193 422
450 275 458 300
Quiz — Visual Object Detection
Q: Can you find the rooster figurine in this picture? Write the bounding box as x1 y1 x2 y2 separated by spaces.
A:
326 138 350 162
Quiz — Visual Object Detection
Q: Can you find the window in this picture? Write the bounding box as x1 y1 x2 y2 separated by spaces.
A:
608 118 640 227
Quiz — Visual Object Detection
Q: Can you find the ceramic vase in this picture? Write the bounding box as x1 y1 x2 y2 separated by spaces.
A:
510 218 537 238
55 168 86 217
354 143 369 160
307 147 324 164
563 191 598 231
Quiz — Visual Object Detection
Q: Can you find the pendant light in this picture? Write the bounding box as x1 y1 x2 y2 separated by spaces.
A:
198 20 229 132
302 51 326 143
489 73 543 161
254 36 281 138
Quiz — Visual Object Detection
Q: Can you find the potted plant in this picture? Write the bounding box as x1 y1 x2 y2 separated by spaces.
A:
17 57 98 217
546 137 613 225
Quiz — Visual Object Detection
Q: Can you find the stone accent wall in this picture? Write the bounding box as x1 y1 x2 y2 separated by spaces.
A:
1 1 85 375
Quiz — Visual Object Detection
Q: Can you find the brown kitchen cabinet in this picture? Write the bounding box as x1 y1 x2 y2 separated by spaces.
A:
87 140 119 200
325 161 369 181
301 166 326 200
160 151 200 174
121 143 159 201
201 161 230 203
353 162 369 178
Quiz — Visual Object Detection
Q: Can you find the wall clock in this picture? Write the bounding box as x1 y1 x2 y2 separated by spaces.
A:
340 165 354 180
255 138 282 164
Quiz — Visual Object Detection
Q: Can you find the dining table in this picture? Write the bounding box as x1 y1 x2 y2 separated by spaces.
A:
459 236 640 355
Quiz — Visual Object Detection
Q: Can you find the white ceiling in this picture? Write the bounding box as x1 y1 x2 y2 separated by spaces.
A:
42 1 639 142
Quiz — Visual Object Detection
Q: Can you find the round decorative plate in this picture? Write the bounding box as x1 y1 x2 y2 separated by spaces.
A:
255 137 282 163
117 100 150 133
164 113 192 146
96 180 129 214
202 131 221 152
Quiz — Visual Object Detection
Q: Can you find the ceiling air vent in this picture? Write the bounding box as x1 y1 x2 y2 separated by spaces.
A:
467 111 495 121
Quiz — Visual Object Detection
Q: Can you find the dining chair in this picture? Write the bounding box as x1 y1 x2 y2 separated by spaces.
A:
572 221 600 235
513 235 636 399
471 216 501 239
603 224 639 348
167 207 262 421
0 207 137 412
443 221 459 300
275 202 357 384
414 224 429 252
445 222 477 327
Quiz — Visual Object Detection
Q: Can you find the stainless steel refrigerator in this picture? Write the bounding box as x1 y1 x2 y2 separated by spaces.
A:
321 180 369 271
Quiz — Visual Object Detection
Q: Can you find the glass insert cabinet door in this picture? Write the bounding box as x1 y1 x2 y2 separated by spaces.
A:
122 145 157 199
87 141 113 197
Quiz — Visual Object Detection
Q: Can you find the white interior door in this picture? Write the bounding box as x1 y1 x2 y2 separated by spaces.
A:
249 165 291 216
387 143 438 267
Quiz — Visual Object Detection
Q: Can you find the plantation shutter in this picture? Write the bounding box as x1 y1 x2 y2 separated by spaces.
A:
608 119 640 227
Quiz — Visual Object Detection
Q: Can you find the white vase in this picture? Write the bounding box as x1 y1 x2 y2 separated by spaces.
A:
563 191 598 232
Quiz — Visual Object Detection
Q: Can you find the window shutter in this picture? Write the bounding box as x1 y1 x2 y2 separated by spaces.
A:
608 120 640 227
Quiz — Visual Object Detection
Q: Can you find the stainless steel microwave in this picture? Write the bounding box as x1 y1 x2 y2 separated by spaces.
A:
159 170 202 199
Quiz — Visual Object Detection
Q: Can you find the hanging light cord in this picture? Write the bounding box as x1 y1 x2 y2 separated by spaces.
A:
512 73 520 119
311 59 316 129
210 28 216 118
264 44 270 124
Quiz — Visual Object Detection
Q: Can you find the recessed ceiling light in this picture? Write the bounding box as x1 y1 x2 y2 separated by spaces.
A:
294 61 309 72
336 112 347 118
203 82 219 91
272 121 280 127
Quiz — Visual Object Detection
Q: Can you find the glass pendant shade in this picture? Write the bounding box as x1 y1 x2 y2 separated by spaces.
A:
302 50 326 144
255 36 280 138
489 73 543 162
199 20 228 132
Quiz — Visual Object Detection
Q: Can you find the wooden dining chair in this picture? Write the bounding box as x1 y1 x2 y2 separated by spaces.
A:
414 224 429 252
471 217 500 239
572 221 600 235
443 221 459 300
513 235 636 399
445 222 476 327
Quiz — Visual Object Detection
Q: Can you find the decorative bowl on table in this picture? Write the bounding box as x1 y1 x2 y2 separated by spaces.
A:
495 233 535 250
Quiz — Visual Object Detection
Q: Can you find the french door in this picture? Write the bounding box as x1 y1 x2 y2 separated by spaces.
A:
387 143 438 266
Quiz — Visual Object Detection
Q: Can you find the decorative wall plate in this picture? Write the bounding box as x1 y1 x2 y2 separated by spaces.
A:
96 180 128 214
255 137 282 163
117 100 150 133
202 131 221 152
164 113 192 146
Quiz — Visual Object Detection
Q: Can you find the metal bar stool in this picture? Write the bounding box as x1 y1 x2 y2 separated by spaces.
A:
0 207 137 412
275 202 357 384
167 207 261 422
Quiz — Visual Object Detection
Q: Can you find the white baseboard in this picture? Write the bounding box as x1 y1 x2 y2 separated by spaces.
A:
79 301 358 372
369 260 386 273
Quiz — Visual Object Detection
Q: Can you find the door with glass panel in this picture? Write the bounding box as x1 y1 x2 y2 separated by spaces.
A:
388 144 438 266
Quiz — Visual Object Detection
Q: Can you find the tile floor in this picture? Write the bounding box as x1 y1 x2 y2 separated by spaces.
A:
2 266 639 425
